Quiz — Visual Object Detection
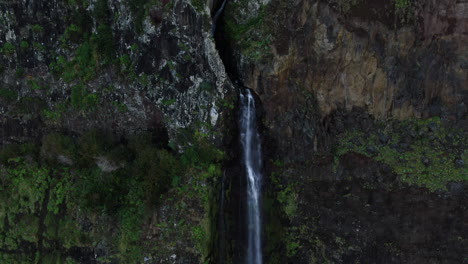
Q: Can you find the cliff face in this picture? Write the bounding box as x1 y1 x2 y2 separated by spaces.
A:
221 0 467 263
1 0 233 142
1 0 233 263
224 0 467 159
1 0 467 263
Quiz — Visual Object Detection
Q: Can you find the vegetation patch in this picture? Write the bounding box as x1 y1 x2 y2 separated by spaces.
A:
334 117 467 191
0 126 224 262
1 42 15 55
0 88 17 102
224 2 272 62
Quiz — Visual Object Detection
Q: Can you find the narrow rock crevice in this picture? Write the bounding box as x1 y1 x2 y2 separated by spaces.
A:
211 3 267 263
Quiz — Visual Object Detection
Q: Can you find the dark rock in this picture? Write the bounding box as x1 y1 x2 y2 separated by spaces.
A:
422 157 430 167
366 146 378 155
351 137 362 146
447 182 465 195
360 118 372 133
378 133 389 144
150 7 164 25
396 147 405 153
455 103 466 119
428 103 442 117
455 159 464 168
428 122 438 132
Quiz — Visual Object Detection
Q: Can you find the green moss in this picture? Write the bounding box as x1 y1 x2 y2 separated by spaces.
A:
0 88 17 101
70 83 100 111
41 133 77 164
32 24 44 32
334 117 467 191
191 0 205 12
94 0 111 24
0 143 38 164
162 98 176 106
55 41 97 82
394 0 414 23
32 41 45 51
27 79 42 90
1 42 15 55
224 4 271 62
20 40 29 49
129 0 149 33
14 96 47 115
277 186 298 218
42 102 68 122
334 0 363 14
78 129 113 161
1 128 225 263
93 24 116 64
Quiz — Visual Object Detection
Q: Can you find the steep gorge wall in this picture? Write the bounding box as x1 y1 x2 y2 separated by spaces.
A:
222 0 467 263
1 0 233 143
226 0 467 159
0 0 236 263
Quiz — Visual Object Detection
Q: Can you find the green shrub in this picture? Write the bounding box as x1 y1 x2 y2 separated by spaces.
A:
20 41 29 49
40 133 77 164
0 144 21 163
32 41 45 51
191 0 205 12
129 0 148 33
14 97 47 115
128 132 156 152
1 42 15 55
93 24 116 63
71 84 85 108
78 129 114 161
61 24 83 44
73 41 97 81
32 24 44 32
94 0 111 24
27 79 42 90
71 84 100 111
0 88 17 101
82 93 100 110
132 148 172 203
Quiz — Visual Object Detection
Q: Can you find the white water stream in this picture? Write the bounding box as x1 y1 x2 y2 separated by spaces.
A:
239 89 263 264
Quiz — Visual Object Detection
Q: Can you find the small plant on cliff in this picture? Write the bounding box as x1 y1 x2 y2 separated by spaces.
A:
32 24 44 32
1 42 15 55
224 4 271 62
191 0 205 12
394 0 414 23
0 88 17 101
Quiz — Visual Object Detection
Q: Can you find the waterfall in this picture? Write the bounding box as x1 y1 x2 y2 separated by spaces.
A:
239 88 263 264
211 0 228 36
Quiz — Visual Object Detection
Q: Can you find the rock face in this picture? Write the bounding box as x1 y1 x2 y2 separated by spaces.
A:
221 0 467 263
1 0 467 263
0 0 235 263
0 0 234 144
224 0 467 159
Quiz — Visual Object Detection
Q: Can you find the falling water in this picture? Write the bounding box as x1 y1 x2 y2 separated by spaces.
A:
239 88 263 264
211 0 228 36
